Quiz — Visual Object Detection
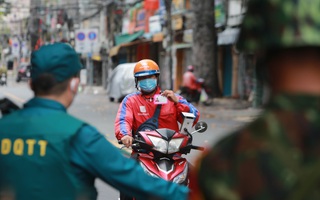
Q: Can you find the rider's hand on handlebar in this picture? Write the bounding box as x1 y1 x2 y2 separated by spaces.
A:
121 135 133 148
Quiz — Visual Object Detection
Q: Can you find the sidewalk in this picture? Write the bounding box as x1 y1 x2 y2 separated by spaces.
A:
81 86 252 107
212 97 252 110
80 85 107 95
197 98 262 123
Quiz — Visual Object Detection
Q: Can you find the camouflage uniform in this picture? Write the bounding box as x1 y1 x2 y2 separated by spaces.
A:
237 0 320 52
190 0 320 199
191 93 320 200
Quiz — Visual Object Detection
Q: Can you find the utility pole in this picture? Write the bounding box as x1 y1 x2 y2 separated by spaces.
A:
76 0 81 28
164 0 173 90
29 0 41 51
100 2 108 89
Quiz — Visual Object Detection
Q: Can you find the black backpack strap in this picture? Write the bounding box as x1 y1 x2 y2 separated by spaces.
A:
135 104 162 134
153 104 162 118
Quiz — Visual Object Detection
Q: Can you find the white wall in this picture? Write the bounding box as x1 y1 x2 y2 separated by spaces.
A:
3 0 30 35
227 0 245 27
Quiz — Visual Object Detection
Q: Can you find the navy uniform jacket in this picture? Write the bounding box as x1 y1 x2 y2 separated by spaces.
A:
0 97 188 200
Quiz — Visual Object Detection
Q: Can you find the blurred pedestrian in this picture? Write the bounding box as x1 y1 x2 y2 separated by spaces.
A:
181 65 201 104
0 43 189 200
189 0 320 199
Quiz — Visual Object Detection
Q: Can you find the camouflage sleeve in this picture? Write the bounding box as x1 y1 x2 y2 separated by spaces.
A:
191 95 320 200
190 112 291 200
192 133 241 200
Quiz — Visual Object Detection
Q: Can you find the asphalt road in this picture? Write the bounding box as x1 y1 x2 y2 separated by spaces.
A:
0 74 262 200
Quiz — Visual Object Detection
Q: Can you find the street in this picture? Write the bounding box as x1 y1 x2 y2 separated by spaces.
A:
0 74 262 200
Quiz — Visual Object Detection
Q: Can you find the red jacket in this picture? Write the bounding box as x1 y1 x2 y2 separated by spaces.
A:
182 71 199 90
115 87 200 140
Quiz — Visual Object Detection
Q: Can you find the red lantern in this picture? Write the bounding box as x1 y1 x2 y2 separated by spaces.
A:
144 0 159 10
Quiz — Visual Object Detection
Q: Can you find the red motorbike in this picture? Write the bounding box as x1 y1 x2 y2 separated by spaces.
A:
119 113 208 200
179 78 213 106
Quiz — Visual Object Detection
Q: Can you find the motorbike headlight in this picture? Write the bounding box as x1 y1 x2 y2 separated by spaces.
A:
140 162 159 178
148 136 168 154
173 164 189 184
168 138 184 154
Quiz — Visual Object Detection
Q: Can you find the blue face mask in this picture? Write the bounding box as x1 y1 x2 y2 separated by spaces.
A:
138 78 157 93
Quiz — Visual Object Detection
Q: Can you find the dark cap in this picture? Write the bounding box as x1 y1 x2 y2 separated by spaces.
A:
31 43 83 82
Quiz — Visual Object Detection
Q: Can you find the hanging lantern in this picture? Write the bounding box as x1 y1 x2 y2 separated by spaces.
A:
144 0 159 10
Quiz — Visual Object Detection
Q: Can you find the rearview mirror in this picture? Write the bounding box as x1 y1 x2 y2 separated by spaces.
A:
194 121 208 133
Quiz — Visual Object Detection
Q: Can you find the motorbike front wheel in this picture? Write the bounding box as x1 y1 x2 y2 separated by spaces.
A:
16 76 21 83
202 98 213 106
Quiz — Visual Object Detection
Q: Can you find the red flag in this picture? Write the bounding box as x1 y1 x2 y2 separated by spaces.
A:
144 0 159 10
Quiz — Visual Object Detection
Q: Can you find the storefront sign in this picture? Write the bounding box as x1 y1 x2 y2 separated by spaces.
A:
172 0 185 12
215 0 226 27
122 17 130 34
149 15 162 34
183 29 193 43
135 8 146 32
158 0 166 25
75 29 99 53
152 32 164 42
172 15 183 30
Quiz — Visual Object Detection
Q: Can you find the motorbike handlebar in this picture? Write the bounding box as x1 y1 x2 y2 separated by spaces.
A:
191 145 205 151
118 140 139 149
119 138 204 153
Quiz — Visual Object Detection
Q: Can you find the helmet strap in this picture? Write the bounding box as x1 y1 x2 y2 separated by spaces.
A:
141 89 156 95
156 75 160 86
135 77 138 90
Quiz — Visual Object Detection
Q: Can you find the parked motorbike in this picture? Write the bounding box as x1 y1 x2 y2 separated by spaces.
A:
0 98 20 118
16 63 31 83
0 72 7 86
179 78 213 106
119 112 208 200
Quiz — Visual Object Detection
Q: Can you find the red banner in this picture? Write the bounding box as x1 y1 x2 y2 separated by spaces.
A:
144 0 159 10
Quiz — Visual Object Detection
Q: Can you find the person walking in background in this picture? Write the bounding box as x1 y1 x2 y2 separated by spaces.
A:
115 59 200 148
190 0 320 199
181 65 201 104
0 43 189 200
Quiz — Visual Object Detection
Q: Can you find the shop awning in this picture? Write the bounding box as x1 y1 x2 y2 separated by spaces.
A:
109 45 122 57
173 43 192 49
91 54 101 61
217 28 240 45
115 30 145 46
109 38 151 57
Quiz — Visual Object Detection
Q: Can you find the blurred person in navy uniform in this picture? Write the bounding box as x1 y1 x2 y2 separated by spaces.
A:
0 43 189 200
